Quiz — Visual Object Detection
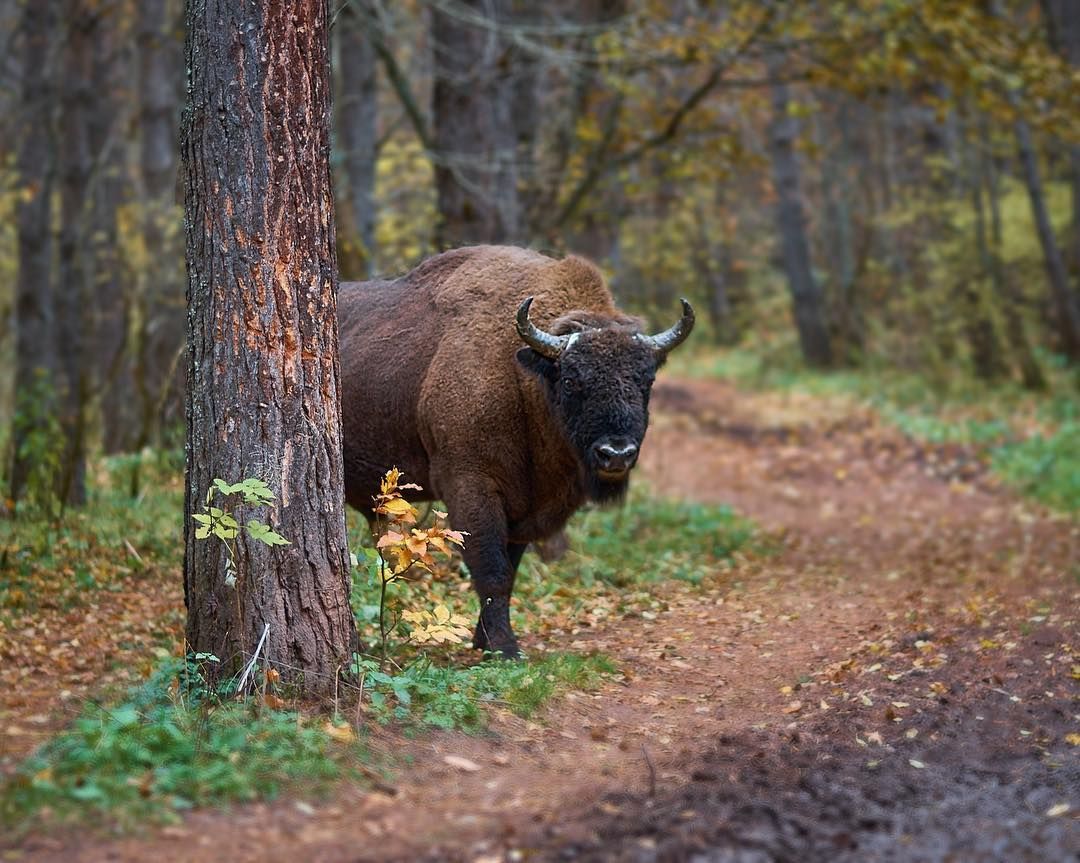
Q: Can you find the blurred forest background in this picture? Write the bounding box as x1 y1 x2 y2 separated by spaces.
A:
1 0 1079 515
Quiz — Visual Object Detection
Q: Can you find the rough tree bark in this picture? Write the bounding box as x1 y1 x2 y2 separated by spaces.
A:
335 0 377 278
10 0 58 503
431 0 523 247
766 51 833 368
182 0 357 691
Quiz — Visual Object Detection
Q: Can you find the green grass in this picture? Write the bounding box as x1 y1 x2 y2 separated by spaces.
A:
0 658 350 831
0 451 183 615
566 487 757 587
992 421 1080 511
355 651 617 730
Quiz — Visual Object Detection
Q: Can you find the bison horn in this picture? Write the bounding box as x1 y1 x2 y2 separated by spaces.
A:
516 297 573 359
640 298 696 356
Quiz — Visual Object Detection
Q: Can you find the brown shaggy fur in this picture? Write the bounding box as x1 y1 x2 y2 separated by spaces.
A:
339 245 633 541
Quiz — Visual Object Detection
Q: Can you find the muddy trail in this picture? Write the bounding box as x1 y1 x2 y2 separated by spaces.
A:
9 378 1079 862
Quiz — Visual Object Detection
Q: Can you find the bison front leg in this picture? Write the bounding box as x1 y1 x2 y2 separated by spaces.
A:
473 541 527 656
443 484 524 658
467 533 527 660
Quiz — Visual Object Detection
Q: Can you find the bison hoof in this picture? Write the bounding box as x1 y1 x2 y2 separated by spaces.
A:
474 626 521 660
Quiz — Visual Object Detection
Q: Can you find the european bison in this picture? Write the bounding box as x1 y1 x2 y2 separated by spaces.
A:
339 245 694 657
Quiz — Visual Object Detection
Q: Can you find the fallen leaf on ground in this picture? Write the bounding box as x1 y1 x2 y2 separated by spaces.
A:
443 755 481 772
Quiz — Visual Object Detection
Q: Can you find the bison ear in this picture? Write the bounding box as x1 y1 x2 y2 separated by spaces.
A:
515 347 558 382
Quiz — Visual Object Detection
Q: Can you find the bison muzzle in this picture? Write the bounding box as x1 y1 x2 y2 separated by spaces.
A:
339 246 694 657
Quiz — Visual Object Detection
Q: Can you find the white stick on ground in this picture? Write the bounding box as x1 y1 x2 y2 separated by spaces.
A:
236 622 270 694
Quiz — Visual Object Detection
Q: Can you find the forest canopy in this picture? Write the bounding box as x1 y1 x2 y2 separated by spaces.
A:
0 0 1078 508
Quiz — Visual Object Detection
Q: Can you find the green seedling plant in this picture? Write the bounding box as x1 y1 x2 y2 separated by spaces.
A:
193 477 290 587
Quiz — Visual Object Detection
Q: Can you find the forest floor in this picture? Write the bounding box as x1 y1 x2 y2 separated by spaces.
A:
3 377 1078 861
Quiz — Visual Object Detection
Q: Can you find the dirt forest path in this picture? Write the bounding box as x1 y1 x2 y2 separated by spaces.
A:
13 378 1080 862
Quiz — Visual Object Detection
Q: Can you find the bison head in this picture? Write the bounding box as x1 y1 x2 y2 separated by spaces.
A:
515 297 694 503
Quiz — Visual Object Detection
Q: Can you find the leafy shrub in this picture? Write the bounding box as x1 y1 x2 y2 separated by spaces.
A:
0 658 349 829
993 422 1080 512
354 652 616 730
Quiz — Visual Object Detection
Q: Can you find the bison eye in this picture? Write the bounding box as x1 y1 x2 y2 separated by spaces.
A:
561 377 578 392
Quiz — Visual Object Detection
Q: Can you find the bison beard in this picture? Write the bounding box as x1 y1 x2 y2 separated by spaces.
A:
338 246 693 657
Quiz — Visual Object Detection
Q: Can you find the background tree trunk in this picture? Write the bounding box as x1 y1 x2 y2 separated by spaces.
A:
54 1 95 507
131 0 185 459
335 0 378 278
182 0 357 692
1013 113 1080 360
431 0 521 247
767 51 833 368
1041 0 1080 277
91 8 134 455
10 0 59 503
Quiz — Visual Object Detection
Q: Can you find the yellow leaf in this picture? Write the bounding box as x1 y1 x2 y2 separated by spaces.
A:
1065 733 1080 746
381 498 414 517
324 721 356 744
406 536 428 557
433 604 450 624
377 531 405 548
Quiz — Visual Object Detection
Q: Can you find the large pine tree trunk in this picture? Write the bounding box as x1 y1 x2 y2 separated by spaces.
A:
431 0 522 247
182 0 357 692
335 0 377 278
11 0 58 503
766 52 833 368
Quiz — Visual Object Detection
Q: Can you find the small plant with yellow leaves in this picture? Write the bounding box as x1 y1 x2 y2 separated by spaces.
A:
368 468 467 666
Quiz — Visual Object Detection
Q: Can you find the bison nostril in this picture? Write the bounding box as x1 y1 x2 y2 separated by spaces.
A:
595 440 639 470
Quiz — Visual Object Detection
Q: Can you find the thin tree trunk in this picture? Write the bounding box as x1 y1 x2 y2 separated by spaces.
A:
1040 0 1080 277
1013 114 1080 360
11 0 59 503
818 99 862 363
55 1 95 507
981 113 1045 389
335 0 377 277
92 9 133 454
963 113 1008 381
431 0 521 247
766 51 832 368
182 0 357 691
131 0 184 461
